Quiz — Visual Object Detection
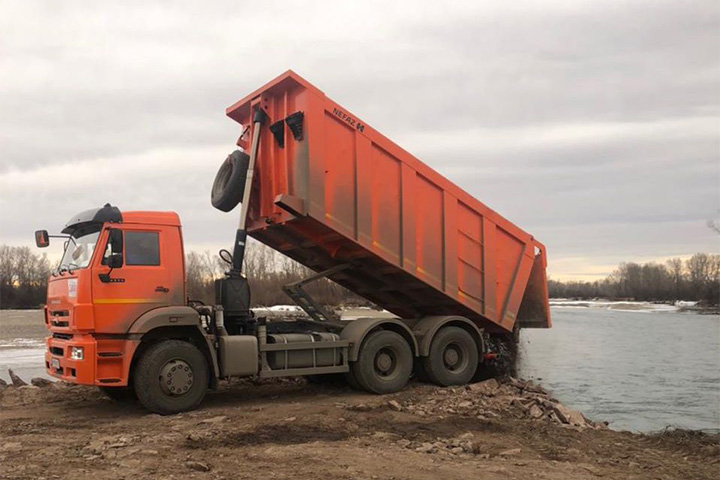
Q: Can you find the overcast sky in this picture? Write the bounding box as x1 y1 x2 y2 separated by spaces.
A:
1 0 718 280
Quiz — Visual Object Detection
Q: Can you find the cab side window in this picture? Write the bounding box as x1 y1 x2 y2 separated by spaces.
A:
125 232 160 266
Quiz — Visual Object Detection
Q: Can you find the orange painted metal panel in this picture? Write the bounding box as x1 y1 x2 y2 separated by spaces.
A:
415 174 444 290
226 71 550 333
370 146 402 264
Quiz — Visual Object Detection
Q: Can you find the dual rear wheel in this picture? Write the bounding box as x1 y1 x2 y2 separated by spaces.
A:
349 326 480 394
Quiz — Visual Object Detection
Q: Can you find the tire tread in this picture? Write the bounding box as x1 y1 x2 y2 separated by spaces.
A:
133 340 208 415
422 326 478 387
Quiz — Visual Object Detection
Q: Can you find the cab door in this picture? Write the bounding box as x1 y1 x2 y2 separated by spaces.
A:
92 225 182 334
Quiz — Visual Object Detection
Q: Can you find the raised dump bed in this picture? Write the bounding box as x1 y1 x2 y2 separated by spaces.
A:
226 71 550 334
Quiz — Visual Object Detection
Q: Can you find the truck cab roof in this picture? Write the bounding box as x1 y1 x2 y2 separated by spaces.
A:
122 211 181 227
62 204 180 235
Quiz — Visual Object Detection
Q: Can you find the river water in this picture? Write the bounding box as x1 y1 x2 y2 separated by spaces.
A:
518 306 719 432
1 307 718 433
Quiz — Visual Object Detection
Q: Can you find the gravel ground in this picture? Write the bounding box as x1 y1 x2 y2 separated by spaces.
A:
0 375 718 480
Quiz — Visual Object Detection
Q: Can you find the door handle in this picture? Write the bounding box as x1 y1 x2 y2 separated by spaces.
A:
155 286 169 293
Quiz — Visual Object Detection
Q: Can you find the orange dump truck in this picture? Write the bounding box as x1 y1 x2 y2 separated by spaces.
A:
37 71 550 414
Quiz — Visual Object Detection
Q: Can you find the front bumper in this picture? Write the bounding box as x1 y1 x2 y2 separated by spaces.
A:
46 334 96 385
45 334 139 387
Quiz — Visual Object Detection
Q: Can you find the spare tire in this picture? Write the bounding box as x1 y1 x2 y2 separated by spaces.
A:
211 150 250 212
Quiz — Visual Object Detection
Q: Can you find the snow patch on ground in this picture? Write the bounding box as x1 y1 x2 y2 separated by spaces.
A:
549 299 698 313
0 338 45 349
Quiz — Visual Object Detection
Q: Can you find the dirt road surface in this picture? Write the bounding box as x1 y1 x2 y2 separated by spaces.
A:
1 378 717 480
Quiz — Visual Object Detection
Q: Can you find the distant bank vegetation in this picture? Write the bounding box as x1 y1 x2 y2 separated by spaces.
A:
0 245 51 309
0 243 717 309
549 254 720 305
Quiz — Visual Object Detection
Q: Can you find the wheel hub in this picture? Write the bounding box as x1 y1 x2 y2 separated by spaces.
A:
375 351 394 374
159 359 193 396
444 346 461 368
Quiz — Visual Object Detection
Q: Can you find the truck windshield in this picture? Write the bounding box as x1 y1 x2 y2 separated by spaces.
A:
59 228 101 272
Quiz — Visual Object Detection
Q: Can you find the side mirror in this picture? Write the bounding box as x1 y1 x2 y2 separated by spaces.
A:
35 230 49 248
108 229 123 268
108 253 123 268
99 229 124 284
109 229 123 253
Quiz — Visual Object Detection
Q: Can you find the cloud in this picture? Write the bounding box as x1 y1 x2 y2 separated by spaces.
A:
1 0 718 280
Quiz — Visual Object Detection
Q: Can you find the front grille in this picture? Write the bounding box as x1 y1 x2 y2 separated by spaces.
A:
51 320 69 327
53 333 73 340
49 346 64 356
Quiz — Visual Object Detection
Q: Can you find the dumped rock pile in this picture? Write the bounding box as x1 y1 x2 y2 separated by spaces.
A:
388 377 608 431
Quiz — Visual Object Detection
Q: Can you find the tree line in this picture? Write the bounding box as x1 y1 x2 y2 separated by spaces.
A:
548 253 720 305
0 245 52 309
185 242 365 307
1 242 717 308
0 242 363 309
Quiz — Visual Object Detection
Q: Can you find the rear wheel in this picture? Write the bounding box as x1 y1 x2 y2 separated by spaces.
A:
351 330 413 394
422 327 478 386
134 340 208 415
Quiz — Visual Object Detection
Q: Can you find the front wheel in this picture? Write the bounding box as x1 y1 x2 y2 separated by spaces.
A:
133 340 209 415
351 330 413 394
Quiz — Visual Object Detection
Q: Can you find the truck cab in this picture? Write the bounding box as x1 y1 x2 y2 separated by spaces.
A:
43 205 187 387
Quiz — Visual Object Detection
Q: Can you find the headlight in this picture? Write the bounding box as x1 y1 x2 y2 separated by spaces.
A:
70 347 84 360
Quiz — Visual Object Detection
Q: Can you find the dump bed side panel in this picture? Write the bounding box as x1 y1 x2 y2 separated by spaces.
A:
227 71 550 333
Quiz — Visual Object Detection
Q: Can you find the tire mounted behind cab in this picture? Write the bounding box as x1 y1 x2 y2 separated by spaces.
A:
211 150 250 212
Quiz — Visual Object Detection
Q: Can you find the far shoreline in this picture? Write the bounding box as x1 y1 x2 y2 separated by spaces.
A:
549 298 720 315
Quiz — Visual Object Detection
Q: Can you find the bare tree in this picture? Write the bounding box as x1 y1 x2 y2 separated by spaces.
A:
0 245 51 308
666 258 685 300
707 210 720 235
184 240 366 309
708 220 720 235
